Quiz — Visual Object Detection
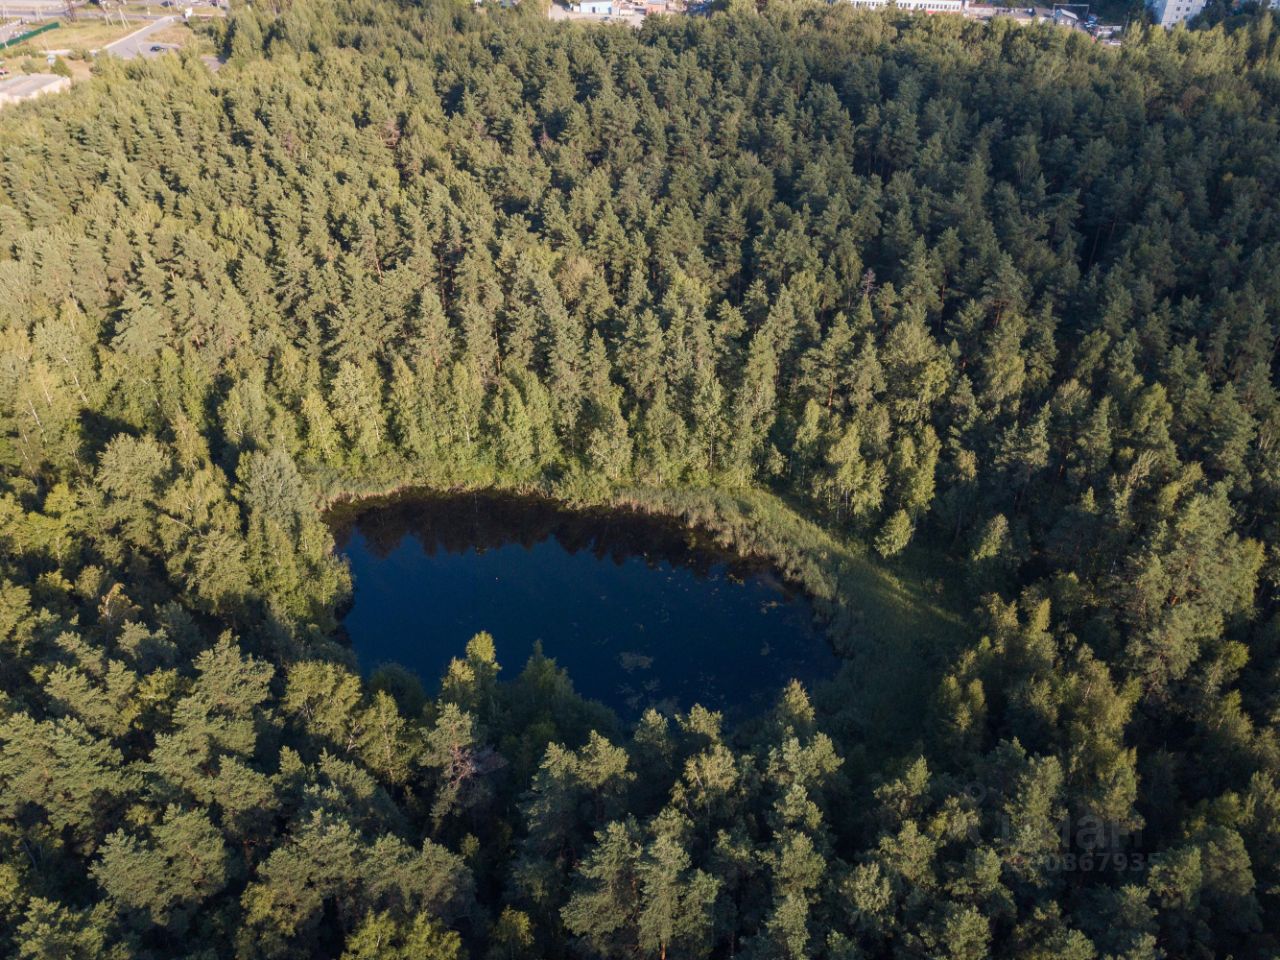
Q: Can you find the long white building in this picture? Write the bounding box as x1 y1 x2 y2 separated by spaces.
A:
897 0 965 10
845 0 964 9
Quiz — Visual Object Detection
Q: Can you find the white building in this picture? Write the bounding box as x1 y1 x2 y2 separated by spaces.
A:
0 73 70 107
845 0 965 11
897 0 964 11
572 0 613 11
1148 0 1206 26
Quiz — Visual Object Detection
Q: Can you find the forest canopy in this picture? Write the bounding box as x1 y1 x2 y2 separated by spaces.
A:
2 0 1280 957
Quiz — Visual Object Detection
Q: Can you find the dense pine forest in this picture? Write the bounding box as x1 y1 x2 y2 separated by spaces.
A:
2 0 1280 956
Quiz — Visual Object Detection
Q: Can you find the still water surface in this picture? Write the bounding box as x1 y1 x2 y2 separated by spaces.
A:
335 494 837 717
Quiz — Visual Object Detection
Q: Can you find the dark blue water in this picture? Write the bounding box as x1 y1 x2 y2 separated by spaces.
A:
335 495 835 717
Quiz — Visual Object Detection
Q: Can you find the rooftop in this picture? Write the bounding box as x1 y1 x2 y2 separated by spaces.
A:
0 73 70 104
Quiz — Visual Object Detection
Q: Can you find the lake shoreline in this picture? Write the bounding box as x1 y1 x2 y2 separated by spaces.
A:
315 472 968 751
324 483 806 592
333 486 837 718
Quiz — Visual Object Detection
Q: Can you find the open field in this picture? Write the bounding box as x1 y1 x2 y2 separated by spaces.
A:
0 17 203 58
0 54 92 79
0 19 137 53
144 21 205 45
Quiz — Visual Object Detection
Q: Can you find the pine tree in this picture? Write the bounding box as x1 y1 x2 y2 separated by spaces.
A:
91 806 230 928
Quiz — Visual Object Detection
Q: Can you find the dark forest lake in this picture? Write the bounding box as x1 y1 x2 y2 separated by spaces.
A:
334 493 838 718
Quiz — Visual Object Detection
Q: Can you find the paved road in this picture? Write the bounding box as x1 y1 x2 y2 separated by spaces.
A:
103 14 175 59
0 1 71 19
